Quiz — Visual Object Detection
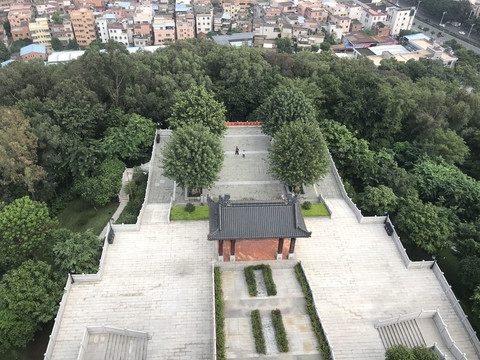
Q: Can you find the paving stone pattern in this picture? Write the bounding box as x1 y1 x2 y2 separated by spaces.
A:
221 264 320 359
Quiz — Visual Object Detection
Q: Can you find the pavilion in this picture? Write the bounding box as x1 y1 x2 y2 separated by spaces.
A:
207 194 311 261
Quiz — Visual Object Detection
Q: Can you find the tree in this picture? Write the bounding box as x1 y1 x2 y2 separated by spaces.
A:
268 121 329 190
356 185 398 216
363 29 376 36
320 41 331 51
0 260 60 352
0 42 9 62
0 107 46 197
9 38 33 54
276 37 293 54
411 346 439 360
458 256 480 291
52 11 63 25
385 344 415 360
67 38 79 50
394 196 454 254
0 197 57 270
472 285 480 318
74 158 125 206
167 86 227 136
103 111 156 164
51 229 101 276
51 37 64 51
162 124 224 192
422 128 470 165
252 86 316 137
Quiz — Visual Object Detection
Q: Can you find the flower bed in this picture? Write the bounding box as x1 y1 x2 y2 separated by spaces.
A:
244 264 277 297
214 267 226 360
251 310 266 354
294 263 332 360
271 309 289 352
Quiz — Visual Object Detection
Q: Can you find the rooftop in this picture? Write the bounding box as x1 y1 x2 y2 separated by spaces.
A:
20 44 46 56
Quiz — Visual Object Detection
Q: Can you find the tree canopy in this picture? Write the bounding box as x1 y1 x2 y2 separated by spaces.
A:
162 124 224 191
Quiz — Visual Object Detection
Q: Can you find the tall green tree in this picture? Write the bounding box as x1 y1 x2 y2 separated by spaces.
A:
276 37 293 54
356 185 398 216
0 107 46 198
385 344 415 360
0 197 57 270
253 86 316 137
0 42 9 62
0 260 60 352
268 121 329 190
51 229 101 276
162 124 224 192
167 86 227 136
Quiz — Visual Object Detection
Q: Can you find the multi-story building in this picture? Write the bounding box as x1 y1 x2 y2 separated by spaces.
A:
304 7 327 22
386 6 415 36
234 0 254 11
8 4 33 27
96 13 117 42
223 0 241 20
30 17 52 50
20 44 47 61
50 20 75 45
108 21 130 47
330 14 351 34
346 3 362 20
134 4 154 25
323 1 348 17
176 13 195 40
71 8 97 47
360 8 387 30
11 23 31 41
152 15 175 44
195 4 213 36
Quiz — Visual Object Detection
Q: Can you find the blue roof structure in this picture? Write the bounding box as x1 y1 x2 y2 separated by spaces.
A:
20 44 46 56
175 3 187 11
119 1 130 7
103 13 116 18
153 5 158 10
404 33 430 41
221 12 231 20
1 59 14 67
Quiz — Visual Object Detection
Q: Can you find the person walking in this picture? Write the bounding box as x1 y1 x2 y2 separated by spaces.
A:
242 149 246 158
235 146 239 155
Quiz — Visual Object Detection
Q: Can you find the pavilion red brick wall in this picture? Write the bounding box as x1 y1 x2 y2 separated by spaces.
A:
222 238 292 262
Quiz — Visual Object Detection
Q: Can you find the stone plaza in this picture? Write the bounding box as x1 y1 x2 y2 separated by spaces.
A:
46 126 480 360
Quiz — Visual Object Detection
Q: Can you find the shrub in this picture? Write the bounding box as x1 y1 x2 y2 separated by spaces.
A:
214 267 226 360
385 344 415 360
302 201 312 210
251 310 266 354
294 263 332 360
411 346 439 360
244 265 277 297
272 309 289 352
185 202 195 213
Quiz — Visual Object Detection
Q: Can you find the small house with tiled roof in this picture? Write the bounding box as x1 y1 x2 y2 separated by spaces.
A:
20 44 46 61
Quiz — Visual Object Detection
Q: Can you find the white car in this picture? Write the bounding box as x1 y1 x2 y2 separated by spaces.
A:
459 31 466 35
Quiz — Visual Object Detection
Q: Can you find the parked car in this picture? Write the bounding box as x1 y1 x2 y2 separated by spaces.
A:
459 31 466 35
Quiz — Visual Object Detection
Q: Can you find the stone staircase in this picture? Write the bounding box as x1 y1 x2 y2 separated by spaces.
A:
141 203 171 225
377 319 426 349
86 332 149 360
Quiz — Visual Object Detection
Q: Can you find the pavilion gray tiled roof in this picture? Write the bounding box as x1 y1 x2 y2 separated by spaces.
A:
207 194 311 240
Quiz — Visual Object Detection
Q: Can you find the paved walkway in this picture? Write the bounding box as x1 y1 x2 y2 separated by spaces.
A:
148 131 176 204
295 199 479 360
50 221 216 360
208 127 285 200
220 262 320 359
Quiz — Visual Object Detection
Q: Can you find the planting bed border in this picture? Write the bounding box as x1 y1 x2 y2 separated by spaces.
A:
244 264 277 297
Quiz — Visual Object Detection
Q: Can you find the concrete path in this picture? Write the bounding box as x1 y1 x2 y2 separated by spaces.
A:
50 221 216 360
220 263 320 359
208 127 285 200
295 200 479 360
148 131 176 204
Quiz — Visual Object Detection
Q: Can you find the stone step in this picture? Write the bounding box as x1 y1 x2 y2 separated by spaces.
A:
378 319 426 350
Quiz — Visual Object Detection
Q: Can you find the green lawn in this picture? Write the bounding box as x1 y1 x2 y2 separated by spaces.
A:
170 205 209 220
57 198 118 235
301 203 330 217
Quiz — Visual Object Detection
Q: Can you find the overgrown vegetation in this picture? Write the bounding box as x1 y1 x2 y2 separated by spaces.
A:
294 263 332 360
170 205 209 220
214 267 226 360
115 170 147 224
271 309 289 352
250 310 266 354
244 264 277 297
385 344 438 360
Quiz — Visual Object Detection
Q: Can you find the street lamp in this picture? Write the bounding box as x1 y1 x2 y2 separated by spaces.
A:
440 11 447 26
468 23 475 38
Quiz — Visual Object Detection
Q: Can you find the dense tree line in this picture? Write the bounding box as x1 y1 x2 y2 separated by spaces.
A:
2 38 480 352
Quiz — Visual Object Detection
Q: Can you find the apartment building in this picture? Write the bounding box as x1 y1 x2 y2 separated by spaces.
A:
152 15 175 44
108 21 130 47
360 8 387 30
71 8 97 47
195 4 213 35
386 6 415 36
330 14 351 34
176 13 195 40
50 20 75 45
8 3 33 27
96 14 117 42
29 17 52 50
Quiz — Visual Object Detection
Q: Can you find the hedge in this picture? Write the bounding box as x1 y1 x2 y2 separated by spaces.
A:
244 264 277 297
272 309 289 352
294 263 332 360
214 267 226 360
251 310 266 354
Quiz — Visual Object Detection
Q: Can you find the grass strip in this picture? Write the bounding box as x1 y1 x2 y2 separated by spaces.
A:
244 264 277 297
170 205 209 220
301 203 330 217
294 263 332 360
214 267 226 360
251 310 266 354
272 309 289 352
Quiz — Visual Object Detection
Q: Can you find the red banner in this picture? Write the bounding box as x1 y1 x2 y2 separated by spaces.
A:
225 122 262 126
